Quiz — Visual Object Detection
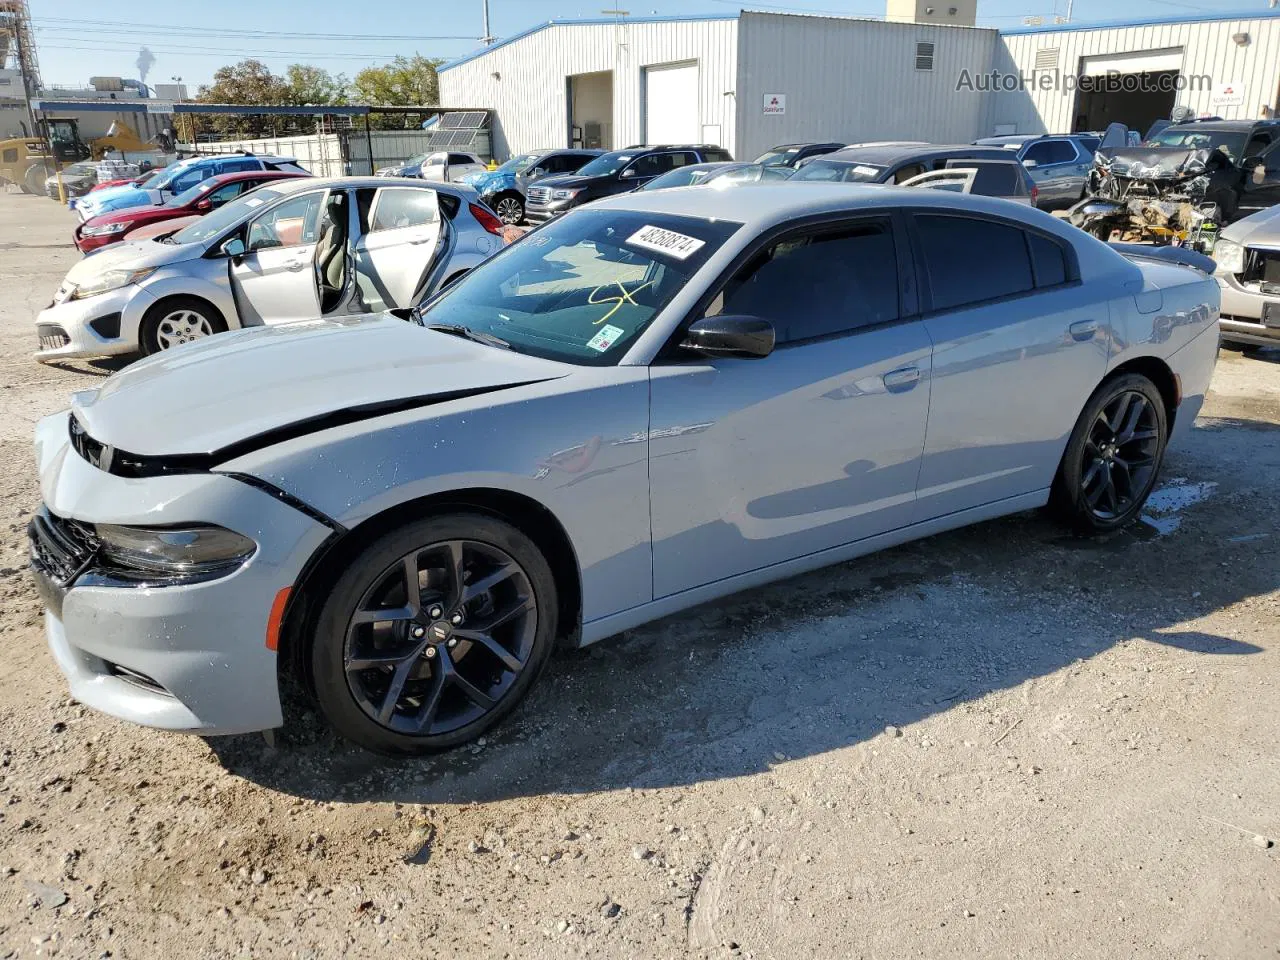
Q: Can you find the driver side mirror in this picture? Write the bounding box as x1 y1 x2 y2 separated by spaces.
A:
1242 156 1270 184
220 236 246 260
195 197 212 212
620 168 637 179
680 315 775 359
1021 159 1038 169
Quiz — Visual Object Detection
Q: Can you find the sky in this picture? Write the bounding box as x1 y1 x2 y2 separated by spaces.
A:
27 0 1276 92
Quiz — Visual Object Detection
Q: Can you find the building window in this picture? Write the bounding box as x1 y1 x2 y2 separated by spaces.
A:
915 41 936 71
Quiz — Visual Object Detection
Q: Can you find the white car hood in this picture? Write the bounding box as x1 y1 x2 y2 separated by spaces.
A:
70 314 573 458
66 238 202 284
1220 204 1280 248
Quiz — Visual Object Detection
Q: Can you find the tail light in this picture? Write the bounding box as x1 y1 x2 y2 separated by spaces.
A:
1030 184 1039 205
469 202 505 237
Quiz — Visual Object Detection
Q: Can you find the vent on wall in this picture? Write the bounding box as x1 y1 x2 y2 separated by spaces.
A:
1034 47 1060 71
915 41 936 71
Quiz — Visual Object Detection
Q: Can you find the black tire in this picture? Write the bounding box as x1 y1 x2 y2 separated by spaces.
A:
491 192 525 225
23 164 45 195
1050 373 1168 534
139 297 227 355
310 513 558 756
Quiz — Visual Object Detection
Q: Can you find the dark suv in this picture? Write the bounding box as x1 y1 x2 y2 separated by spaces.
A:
790 143 1019 187
524 144 734 222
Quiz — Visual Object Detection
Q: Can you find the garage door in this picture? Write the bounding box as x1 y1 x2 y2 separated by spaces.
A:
1080 47 1183 77
645 61 699 145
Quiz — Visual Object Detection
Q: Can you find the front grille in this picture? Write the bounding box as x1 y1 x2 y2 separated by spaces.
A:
29 507 98 586
527 186 552 203
37 324 70 352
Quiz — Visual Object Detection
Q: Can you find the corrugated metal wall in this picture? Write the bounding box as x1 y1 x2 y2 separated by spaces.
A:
438 18 738 159
194 130 452 177
990 17 1280 135
735 12 1000 160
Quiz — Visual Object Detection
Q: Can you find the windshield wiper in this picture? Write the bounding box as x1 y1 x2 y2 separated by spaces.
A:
425 322 510 350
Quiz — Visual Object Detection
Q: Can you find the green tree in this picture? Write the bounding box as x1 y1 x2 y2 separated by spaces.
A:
196 59 290 137
285 64 348 106
352 55 445 128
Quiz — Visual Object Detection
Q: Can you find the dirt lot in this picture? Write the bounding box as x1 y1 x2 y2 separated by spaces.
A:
0 189 1278 960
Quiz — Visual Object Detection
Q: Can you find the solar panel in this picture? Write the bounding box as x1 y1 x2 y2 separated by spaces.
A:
439 113 464 129
439 111 486 130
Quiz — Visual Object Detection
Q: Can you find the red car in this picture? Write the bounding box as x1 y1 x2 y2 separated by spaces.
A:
73 170 311 252
89 171 155 193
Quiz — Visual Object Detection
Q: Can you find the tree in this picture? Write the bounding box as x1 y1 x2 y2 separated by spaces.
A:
285 64 348 106
352 55 445 128
196 60 290 137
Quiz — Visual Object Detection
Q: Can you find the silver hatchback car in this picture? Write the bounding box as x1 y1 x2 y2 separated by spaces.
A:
31 185 1220 756
35 177 508 362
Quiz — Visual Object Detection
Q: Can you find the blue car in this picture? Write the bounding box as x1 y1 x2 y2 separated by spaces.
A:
76 153 307 223
462 148 604 224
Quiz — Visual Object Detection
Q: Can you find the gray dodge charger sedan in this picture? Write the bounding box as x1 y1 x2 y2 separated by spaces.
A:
31 184 1221 756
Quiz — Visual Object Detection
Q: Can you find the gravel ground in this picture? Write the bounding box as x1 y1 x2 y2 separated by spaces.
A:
1 189 1278 960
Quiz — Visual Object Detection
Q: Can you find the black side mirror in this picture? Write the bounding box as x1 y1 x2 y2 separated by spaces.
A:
680 315 775 359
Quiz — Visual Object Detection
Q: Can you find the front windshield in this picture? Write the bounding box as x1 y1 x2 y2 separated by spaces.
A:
574 151 634 177
134 170 163 188
640 166 716 191
790 159 885 183
416 209 742 365
152 159 200 190
403 153 430 167
1147 128 1249 161
754 147 802 166
500 153 540 172
168 186 289 245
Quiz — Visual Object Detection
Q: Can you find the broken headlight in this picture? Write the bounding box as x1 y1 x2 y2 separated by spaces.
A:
93 523 256 580
1212 238 1244 275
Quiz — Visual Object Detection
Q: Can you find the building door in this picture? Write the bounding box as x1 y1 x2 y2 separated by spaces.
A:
1073 48 1183 134
644 61 699 145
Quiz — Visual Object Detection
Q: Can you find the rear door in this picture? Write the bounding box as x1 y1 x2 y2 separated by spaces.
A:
352 186 443 310
1239 138 1280 216
1021 139 1082 206
230 189 327 324
908 212 1107 519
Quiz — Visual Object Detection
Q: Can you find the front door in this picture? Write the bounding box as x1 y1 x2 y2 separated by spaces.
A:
648 215 933 597
1022 139 1087 207
352 187 443 311
1239 140 1280 217
230 189 327 325
908 211 1108 520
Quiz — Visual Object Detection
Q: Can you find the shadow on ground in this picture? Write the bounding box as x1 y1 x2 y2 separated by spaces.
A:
209 488 1274 804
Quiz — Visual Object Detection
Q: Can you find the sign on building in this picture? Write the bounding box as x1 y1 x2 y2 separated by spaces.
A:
763 94 786 115
1210 82 1245 108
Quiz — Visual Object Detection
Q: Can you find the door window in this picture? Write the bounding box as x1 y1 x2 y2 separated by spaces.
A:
169 168 210 193
706 218 899 343
1023 140 1077 165
2 148 17 163
369 187 438 232
1028 232 1069 287
893 163 927 183
626 153 680 178
914 214 1034 311
448 153 475 166
1244 132 1273 158
245 191 325 251
215 158 261 174
205 181 243 207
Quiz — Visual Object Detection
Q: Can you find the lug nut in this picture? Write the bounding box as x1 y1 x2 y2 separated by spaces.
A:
447 638 458 648
424 646 437 659
412 626 425 638
450 613 463 625
428 605 443 619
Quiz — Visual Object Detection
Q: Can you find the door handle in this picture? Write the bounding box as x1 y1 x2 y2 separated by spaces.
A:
284 258 308 271
882 365 921 391
408 235 433 245
1069 319 1098 341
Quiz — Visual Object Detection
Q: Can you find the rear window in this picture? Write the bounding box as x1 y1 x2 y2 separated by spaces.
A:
970 163 1021 196
702 147 733 162
914 214 1033 311
791 159 885 183
1029 232 1069 287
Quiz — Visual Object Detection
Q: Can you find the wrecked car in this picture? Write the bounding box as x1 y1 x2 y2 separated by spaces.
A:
1069 119 1280 252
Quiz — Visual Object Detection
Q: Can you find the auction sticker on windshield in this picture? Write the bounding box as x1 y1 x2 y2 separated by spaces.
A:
586 324 625 352
626 224 706 260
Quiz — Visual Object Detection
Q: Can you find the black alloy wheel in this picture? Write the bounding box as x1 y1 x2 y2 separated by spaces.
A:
1052 373 1168 533
311 514 557 755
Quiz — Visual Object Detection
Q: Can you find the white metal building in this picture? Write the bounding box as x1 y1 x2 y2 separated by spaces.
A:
439 8 1280 161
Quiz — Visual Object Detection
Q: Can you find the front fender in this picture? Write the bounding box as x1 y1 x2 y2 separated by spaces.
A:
139 262 242 329
216 370 654 623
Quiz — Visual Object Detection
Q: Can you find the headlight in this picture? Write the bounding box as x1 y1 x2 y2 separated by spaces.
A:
94 523 256 580
80 221 132 237
551 188 582 201
1213 238 1245 275
69 267 156 300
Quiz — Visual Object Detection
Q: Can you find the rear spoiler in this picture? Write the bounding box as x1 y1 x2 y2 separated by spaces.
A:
1108 242 1216 275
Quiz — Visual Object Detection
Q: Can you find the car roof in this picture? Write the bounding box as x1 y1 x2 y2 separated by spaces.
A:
1164 120 1264 132
766 142 845 150
530 147 604 155
820 144 1012 165
198 170 311 186
259 175 477 197
593 181 1066 230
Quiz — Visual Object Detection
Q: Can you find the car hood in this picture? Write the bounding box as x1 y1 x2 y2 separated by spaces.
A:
466 170 510 192
1098 146 1219 179
93 189 163 214
1221 204 1280 246
80 183 139 206
533 174 594 190
70 314 575 457
64 237 202 283
85 204 185 227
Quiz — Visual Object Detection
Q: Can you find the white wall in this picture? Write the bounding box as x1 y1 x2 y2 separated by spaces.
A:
736 12 999 161
438 17 739 159
988 16 1280 135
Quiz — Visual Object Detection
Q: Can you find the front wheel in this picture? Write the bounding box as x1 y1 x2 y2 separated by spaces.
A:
1050 373 1168 534
310 513 558 755
492 193 525 225
139 297 226 355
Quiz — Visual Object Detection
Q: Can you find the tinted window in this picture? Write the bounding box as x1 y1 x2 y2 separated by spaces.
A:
702 147 733 162
1029 232 1069 287
216 158 261 174
969 163 1020 196
370 187 438 231
627 153 672 177
669 152 698 169
268 161 308 174
448 153 475 165
1023 140 1076 165
710 219 898 343
915 215 1033 311
1244 132 1273 158
1078 136 1101 154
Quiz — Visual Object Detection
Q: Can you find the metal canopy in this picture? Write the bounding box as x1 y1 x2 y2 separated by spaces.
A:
30 99 489 118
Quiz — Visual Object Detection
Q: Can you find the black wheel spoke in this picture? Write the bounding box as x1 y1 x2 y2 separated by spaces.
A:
471 596 534 633
449 666 497 710
463 562 518 603
441 541 465 608
1082 458 1104 490
351 605 415 626
1111 458 1133 496
1116 397 1146 444
1104 393 1131 434
410 661 448 733
377 656 420 724
403 554 423 613
1123 428 1158 445
454 628 523 672
346 641 425 673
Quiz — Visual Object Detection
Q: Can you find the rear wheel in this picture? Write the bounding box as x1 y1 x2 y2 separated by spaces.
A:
139 297 226 355
310 513 557 755
1051 374 1168 534
22 163 45 195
